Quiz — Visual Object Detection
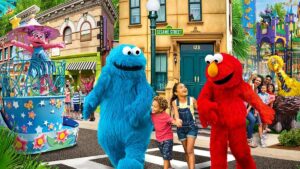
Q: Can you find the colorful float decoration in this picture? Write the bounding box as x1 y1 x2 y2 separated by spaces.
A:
0 15 79 154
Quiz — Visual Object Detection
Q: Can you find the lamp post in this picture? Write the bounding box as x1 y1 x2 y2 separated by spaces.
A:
286 7 295 77
146 0 160 94
285 6 295 77
290 24 293 77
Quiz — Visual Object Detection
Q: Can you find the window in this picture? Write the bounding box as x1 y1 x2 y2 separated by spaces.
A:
63 27 72 44
10 46 13 58
130 0 140 24
4 48 8 60
0 49 2 60
189 0 202 21
80 22 92 41
155 53 167 91
157 0 166 22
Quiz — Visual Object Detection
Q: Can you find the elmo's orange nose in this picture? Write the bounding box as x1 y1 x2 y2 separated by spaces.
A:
208 62 218 78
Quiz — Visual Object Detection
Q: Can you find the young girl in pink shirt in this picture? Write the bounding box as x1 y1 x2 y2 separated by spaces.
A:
151 96 182 169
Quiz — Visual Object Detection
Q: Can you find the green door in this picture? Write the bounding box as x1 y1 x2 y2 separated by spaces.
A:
180 44 214 99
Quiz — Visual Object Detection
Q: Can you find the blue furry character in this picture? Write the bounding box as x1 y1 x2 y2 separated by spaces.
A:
83 44 154 169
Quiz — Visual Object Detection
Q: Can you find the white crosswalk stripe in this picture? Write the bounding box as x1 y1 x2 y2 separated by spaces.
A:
47 145 235 169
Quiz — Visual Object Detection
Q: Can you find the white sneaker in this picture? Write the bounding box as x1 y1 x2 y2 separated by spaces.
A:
262 132 268 139
248 138 258 148
261 138 266 148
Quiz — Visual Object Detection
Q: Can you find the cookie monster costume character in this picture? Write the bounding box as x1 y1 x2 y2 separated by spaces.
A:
83 44 154 169
197 53 274 169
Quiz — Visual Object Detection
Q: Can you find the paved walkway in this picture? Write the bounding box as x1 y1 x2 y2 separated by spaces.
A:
77 113 300 162
43 113 299 168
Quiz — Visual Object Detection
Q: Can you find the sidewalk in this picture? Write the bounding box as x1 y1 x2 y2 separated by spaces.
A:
76 113 300 162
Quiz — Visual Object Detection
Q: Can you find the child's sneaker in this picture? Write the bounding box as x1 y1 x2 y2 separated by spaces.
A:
247 138 257 148
262 131 268 139
260 138 266 148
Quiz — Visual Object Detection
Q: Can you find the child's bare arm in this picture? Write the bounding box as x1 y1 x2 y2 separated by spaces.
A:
172 101 179 120
171 101 182 127
192 97 198 109
171 118 182 127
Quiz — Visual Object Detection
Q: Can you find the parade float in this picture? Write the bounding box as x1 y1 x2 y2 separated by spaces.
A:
0 15 79 154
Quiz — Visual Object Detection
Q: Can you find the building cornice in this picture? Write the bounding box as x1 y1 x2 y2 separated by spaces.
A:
36 0 117 24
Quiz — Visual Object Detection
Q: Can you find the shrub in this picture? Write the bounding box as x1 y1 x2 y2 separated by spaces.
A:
278 129 300 147
0 127 52 169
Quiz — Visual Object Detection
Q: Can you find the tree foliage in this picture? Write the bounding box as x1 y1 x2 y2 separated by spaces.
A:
112 0 119 40
0 127 52 169
271 3 286 24
232 0 250 59
0 0 66 37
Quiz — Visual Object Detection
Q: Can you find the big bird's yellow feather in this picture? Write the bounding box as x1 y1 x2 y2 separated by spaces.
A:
267 55 300 96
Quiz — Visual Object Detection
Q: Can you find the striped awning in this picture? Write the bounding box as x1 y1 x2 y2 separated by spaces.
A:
66 61 96 71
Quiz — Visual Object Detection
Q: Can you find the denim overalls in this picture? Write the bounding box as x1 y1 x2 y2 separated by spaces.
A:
176 97 199 141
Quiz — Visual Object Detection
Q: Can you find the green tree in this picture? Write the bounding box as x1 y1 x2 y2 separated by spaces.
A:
232 0 250 59
271 3 286 24
0 0 66 37
0 127 52 169
112 0 119 40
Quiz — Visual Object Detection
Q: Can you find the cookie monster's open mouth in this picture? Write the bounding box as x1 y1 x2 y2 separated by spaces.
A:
214 73 234 85
113 62 143 71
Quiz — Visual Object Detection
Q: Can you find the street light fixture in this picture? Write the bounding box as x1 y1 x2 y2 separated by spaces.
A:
146 0 160 94
286 7 295 77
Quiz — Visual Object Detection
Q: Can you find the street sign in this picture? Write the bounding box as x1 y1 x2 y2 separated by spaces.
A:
156 26 184 36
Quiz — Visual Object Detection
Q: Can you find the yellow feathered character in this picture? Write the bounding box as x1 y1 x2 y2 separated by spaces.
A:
267 55 300 132
267 55 300 97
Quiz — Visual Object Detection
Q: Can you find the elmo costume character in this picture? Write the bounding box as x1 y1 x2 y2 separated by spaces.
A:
197 53 274 169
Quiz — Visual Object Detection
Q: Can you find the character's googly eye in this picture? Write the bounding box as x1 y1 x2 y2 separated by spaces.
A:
214 53 223 64
132 47 141 56
205 54 214 64
122 46 132 55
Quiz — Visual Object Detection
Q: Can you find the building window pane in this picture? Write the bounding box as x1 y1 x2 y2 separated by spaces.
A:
63 27 72 44
4 48 8 60
189 0 201 21
80 22 91 41
130 0 140 24
130 0 139 7
155 53 167 91
10 46 13 58
157 0 166 22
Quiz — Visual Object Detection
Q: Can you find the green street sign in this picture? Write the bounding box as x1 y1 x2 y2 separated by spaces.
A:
156 26 184 36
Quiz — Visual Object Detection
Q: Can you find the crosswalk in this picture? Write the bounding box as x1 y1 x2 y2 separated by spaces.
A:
47 144 235 169
45 114 222 169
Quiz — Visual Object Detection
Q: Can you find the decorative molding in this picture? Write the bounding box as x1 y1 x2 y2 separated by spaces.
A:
171 32 224 53
156 47 171 51
76 14 97 31
128 24 142 29
60 20 76 35
191 27 200 33
171 33 223 41
187 21 204 25
10 5 40 21
36 0 117 24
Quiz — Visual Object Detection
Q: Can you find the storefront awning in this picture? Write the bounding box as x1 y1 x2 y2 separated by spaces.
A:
66 61 96 71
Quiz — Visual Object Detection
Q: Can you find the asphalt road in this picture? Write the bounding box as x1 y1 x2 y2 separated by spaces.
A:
35 128 300 169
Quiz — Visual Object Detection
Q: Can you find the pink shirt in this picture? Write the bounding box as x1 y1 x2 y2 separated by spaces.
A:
151 112 173 142
65 90 71 103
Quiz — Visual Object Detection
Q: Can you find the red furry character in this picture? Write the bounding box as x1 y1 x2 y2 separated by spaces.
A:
197 53 274 169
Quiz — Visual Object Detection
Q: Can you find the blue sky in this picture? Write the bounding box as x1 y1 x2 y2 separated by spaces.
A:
256 0 298 21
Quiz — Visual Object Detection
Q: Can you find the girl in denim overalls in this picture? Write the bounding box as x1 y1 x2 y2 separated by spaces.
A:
170 83 198 169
